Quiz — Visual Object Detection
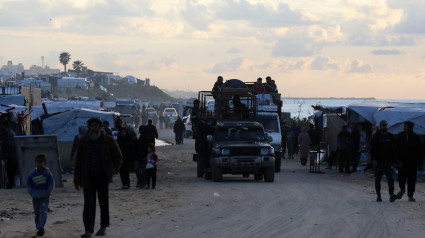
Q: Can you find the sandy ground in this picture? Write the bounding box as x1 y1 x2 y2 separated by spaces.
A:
1 128 425 238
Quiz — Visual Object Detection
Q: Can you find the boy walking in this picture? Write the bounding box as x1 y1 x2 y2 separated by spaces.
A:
145 143 158 189
27 154 55 237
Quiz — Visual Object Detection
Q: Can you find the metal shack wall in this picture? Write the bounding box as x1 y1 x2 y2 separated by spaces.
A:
15 135 63 187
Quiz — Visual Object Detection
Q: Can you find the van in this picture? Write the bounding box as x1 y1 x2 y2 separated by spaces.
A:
256 112 282 172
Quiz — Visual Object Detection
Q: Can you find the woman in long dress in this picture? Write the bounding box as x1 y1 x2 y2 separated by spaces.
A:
298 127 311 166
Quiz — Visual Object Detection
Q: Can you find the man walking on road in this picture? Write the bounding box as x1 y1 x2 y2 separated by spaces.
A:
145 119 158 144
370 120 397 203
74 118 122 237
173 117 185 145
337 125 351 173
396 121 422 202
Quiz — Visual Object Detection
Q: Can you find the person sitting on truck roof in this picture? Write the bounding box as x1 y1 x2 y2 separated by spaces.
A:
212 76 224 99
266 76 278 93
233 95 249 119
252 77 266 94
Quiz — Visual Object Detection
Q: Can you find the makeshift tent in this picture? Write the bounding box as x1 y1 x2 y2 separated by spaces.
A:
31 101 102 120
348 102 425 135
42 108 117 142
323 114 345 152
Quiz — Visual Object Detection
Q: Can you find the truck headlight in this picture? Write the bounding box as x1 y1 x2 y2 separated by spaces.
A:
261 148 269 155
221 148 231 155
215 148 230 155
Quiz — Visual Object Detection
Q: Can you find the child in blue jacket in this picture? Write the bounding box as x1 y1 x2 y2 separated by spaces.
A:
27 154 55 237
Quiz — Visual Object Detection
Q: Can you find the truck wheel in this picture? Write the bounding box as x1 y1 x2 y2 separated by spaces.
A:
254 173 263 180
212 165 223 182
264 166 275 182
204 172 212 180
275 156 281 173
242 173 249 178
197 158 204 178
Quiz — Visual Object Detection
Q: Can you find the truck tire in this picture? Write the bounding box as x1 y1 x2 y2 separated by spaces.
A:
197 158 204 178
254 173 263 180
275 155 281 173
212 165 223 182
204 172 212 180
242 173 249 178
264 166 275 182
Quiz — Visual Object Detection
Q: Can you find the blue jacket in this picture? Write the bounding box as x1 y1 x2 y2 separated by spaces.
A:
27 168 54 199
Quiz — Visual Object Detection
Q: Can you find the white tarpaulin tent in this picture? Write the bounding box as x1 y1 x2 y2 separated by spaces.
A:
348 102 425 135
374 106 425 135
31 101 102 120
42 108 117 142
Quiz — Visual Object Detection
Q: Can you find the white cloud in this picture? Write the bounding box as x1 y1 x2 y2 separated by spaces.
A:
227 48 241 54
272 33 323 57
310 56 339 70
209 58 244 73
215 0 310 28
349 60 372 73
370 49 402 55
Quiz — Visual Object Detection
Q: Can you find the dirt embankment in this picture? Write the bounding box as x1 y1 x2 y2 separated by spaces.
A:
52 82 175 102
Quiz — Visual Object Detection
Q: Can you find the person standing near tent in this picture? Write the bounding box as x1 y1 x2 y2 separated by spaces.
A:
370 120 397 203
1 120 16 189
395 121 422 202
350 124 361 173
145 119 158 144
337 125 351 173
116 128 132 189
173 117 185 145
71 126 88 161
298 127 311 166
135 125 148 189
74 118 122 237
291 122 300 155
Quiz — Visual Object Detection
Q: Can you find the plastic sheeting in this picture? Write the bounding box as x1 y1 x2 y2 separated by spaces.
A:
374 106 425 135
348 102 425 135
42 108 117 142
324 114 346 152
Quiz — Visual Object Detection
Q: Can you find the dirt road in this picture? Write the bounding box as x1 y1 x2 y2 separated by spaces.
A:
1 129 424 238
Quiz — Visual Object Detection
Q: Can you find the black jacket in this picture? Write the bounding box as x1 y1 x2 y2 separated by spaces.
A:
397 131 422 168
174 120 185 134
145 123 158 144
370 131 396 163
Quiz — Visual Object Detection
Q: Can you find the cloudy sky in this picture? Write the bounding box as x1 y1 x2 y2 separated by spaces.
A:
1 0 425 99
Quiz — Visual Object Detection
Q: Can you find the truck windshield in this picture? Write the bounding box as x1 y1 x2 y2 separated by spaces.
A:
215 127 266 141
256 115 279 133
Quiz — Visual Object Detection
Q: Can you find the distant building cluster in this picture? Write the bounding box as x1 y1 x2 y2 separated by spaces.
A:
0 60 152 98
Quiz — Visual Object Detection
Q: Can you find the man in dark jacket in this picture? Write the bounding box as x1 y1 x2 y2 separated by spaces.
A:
135 125 148 188
191 100 201 139
173 117 185 145
1 120 16 189
145 119 158 144
308 124 320 150
396 121 422 202
74 118 122 237
350 124 361 172
195 111 214 178
370 120 397 202
337 125 351 173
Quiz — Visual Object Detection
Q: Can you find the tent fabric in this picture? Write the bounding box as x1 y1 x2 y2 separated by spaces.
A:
222 79 247 89
31 101 101 120
324 114 346 152
374 107 425 135
42 108 117 142
348 102 425 135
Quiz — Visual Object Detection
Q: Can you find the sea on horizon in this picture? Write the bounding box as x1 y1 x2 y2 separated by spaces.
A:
281 98 425 120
